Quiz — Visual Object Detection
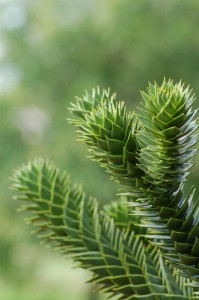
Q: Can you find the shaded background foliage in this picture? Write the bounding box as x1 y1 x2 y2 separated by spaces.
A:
0 0 199 299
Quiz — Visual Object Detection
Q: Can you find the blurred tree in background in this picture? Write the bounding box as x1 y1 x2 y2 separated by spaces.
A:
1 0 199 299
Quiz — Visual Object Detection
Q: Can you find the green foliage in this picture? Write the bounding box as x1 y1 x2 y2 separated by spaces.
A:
69 80 199 280
2 1 199 299
11 79 199 299
69 88 142 185
11 159 194 299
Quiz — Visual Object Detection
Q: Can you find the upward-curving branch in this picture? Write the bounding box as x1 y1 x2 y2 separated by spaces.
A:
11 159 195 299
69 79 199 282
12 79 199 299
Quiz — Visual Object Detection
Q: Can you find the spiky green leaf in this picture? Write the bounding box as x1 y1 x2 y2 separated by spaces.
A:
11 159 196 299
69 81 199 281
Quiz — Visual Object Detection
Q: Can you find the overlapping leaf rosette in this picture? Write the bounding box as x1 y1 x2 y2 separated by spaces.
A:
12 159 194 299
69 80 199 281
11 79 199 299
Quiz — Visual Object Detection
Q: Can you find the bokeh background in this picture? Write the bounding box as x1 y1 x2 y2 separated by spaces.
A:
1 0 199 299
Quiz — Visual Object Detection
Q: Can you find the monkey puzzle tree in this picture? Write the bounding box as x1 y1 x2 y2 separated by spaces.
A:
11 79 199 299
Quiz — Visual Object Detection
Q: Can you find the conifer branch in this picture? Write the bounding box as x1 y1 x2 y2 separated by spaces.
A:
11 159 195 299
12 79 199 298
69 80 199 281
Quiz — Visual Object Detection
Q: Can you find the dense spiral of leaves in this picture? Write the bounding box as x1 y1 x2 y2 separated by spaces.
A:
69 80 199 282
138 79 197 192
12 79 199 298
11 159 195 299
134 80 199 281
69 87 143 185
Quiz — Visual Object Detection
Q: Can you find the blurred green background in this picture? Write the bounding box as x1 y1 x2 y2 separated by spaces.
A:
1 0 199 299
